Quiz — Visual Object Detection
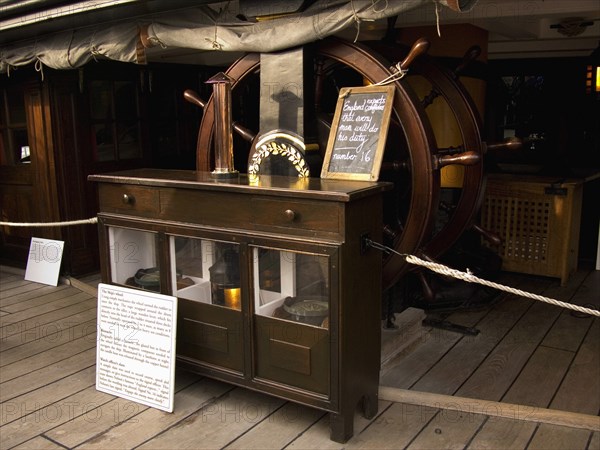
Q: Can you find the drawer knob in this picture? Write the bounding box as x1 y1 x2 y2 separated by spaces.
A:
284 209 296 221
122 194 135 205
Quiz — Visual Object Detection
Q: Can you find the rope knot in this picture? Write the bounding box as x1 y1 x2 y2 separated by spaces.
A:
34 58 45 81
205 38 222 50
350 0 375 43
463 268 477 283
373 61 408 86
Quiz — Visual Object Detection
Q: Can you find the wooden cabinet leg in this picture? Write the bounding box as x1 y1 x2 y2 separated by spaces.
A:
362 391 378 419
329 411 353 443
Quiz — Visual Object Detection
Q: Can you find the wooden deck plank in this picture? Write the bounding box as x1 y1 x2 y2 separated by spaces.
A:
0 366 96 426
0 278 33 293
405 410 485 450
0 283 72 312
1 285 80 315
570 270 599 307
426 293 588 449
11 435 67 449
389 333 578 450
0 282 51 303
0 347 96 402
0 273 21 284
0 384 111 449
0 294 95 334
416 316 589 448
399 341 592 450
0 319 97 367
379 312 487 389
1 297 95 338
2 365 200 448
286 415 340 449
285 400 393 449
133 387 285 449
0 278 23 292
409 294 533 395
380 273 552 391
69 380 230 449
589 431 599 450
548 318 600 415
225 401 325 449
460 322 594 449
0 265 24 277
44 370 205 449
0 290 94 326
501 346 574 407
343 401 436 449
453 299 563 402
527 424 593 450
0 303 97 351
542 270 599 352
466 417 537 449
542 311 595 353
0 330 97 383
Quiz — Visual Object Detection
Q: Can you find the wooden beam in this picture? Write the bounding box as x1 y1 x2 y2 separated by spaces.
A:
379 386 600 432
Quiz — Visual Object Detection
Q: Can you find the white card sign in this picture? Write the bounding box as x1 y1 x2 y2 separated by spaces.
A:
24 237 65 286
96 283 178 412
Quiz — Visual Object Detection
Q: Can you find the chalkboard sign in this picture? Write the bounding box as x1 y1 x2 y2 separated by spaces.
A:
320 85 395 181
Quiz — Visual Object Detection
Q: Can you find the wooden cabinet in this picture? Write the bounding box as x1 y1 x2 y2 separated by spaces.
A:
90 168 389 443
481 174 584 286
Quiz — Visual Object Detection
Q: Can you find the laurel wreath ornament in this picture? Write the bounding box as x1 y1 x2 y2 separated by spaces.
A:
248 140 310 177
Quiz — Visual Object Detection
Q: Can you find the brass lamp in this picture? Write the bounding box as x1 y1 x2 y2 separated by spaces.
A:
209 247 241 309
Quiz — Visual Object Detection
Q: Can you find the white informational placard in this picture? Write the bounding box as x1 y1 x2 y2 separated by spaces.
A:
24 237 65 286
96 283 178 412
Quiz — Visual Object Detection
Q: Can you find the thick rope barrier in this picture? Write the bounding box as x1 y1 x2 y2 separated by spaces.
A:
0 217 98 227
406 255 600 317
366 239 600 318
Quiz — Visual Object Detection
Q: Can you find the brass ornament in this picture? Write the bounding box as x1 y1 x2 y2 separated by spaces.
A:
248 131 310 178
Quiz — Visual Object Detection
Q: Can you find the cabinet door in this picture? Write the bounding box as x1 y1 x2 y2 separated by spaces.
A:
252 246 332 396
170 236 244 373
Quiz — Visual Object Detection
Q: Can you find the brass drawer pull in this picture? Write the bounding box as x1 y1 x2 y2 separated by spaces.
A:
122 194 135 205
284 209 296 221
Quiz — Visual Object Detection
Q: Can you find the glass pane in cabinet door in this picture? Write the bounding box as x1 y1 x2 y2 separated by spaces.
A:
108 227 160 291
253 247 329 328
170 237 241 310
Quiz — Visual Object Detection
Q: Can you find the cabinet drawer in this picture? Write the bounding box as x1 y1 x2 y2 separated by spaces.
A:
98 185 342 236
251 198 340 234
254 316 330 396
98 184 159 215
177 300 244 373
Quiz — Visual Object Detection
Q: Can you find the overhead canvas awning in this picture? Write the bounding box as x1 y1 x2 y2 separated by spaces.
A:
0 0 479 73
0 22 144 73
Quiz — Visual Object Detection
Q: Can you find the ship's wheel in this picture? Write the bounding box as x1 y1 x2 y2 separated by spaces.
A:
189 36 446 291
189 36 504 291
